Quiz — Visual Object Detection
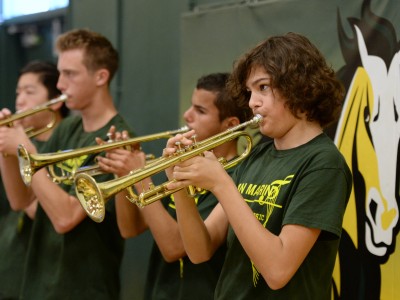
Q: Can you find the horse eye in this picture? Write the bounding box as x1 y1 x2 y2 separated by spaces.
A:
364 106 370 123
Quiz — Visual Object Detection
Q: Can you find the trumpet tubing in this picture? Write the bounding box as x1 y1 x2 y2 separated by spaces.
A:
17 126 189 186
74 114 262 222
0 94 68 138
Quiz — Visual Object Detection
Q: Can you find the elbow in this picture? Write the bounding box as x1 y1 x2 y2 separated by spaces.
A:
263 269 291 290
161 247 187 263
161 251 208 264
189 255 210 264
162 252 181 263
158 243 186 263
120 229 137 239
52 216 76 234
7 195 31 211
9 201 25 212
119 225 146 239
186 250 213 264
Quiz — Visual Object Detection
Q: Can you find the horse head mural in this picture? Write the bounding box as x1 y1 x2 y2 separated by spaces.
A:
333 0 400 298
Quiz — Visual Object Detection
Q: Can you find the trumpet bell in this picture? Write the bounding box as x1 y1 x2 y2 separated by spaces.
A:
75 173 105 223
17 145 37 186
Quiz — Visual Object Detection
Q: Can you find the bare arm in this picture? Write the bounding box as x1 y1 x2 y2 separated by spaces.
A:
0 125 87 233
30 168 87 233
97 135 194 262
174 189 229 263
170 151 320 290
0 126 37 210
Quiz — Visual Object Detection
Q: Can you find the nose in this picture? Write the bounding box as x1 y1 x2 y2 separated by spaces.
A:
15 93 26 111
183 107 193 123
248 92 258 110
56 75 65 92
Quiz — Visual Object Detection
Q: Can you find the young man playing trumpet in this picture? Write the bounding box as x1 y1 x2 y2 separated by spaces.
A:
96 73 253 300
0 29 133 299
0 60 67 299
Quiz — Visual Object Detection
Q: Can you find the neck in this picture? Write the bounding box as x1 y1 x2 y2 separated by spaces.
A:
212 140 238 162
80 93 118 132
274 121 323 150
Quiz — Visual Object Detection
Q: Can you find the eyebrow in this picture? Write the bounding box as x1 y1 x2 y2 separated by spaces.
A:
193 104 208 111
246 77 271 88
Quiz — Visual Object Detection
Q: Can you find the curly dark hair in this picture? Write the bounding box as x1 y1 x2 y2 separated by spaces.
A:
228 32 345 128
197 73 253 123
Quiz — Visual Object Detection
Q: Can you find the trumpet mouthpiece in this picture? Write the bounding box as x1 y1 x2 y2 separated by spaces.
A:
253 114 262 123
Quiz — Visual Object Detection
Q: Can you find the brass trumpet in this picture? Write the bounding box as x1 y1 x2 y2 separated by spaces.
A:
17 126 189 186
0 94 68 138
74 114 262 223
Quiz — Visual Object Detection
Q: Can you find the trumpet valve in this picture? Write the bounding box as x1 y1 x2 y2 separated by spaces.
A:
190 134 198 144
137 181 172 208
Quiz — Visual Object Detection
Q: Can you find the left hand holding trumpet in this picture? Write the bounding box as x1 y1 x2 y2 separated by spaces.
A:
96 126 143 178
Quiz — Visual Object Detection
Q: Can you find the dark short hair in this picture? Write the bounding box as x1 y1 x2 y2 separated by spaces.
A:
20 60 69 118
196 72 253 123
228 32 345 127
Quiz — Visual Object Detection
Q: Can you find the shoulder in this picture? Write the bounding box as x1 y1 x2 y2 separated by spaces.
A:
109 114 135 136
308 134 349 167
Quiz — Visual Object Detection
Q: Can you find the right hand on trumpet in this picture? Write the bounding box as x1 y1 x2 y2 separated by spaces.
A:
0 108 34 156
162 128 229 194
162 130 196 181
0 107 13 120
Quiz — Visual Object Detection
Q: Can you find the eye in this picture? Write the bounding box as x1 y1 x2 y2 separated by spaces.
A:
194 107 206 115
260 84 269 91
62 70 73 78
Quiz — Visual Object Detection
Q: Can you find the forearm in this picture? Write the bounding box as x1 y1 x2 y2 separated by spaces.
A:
0 155 35 210
115 190 147 238
212 179 318 289
141 200 186 262
31 168 86 233
24 200 38 219
174 189 216 263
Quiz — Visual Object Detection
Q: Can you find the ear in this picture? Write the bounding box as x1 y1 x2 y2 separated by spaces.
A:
222 116 240 129
94 69 110 86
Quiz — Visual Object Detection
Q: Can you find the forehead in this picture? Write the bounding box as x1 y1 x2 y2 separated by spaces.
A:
191 88 218 108
17 73 41 87
246 66 270 85
57 48 86 70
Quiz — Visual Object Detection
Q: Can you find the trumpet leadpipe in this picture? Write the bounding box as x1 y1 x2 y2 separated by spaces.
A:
0 94 68 137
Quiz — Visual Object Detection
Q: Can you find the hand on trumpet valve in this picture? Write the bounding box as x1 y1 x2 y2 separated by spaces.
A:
167 150 225 193
163 130 197 156
95 126 144 178
162 130 196 179
0 108 13 120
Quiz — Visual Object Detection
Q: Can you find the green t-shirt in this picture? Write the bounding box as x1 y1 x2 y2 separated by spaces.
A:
0 140 46 300
19 114 133 300
144 168 236 300
215 133 352 300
